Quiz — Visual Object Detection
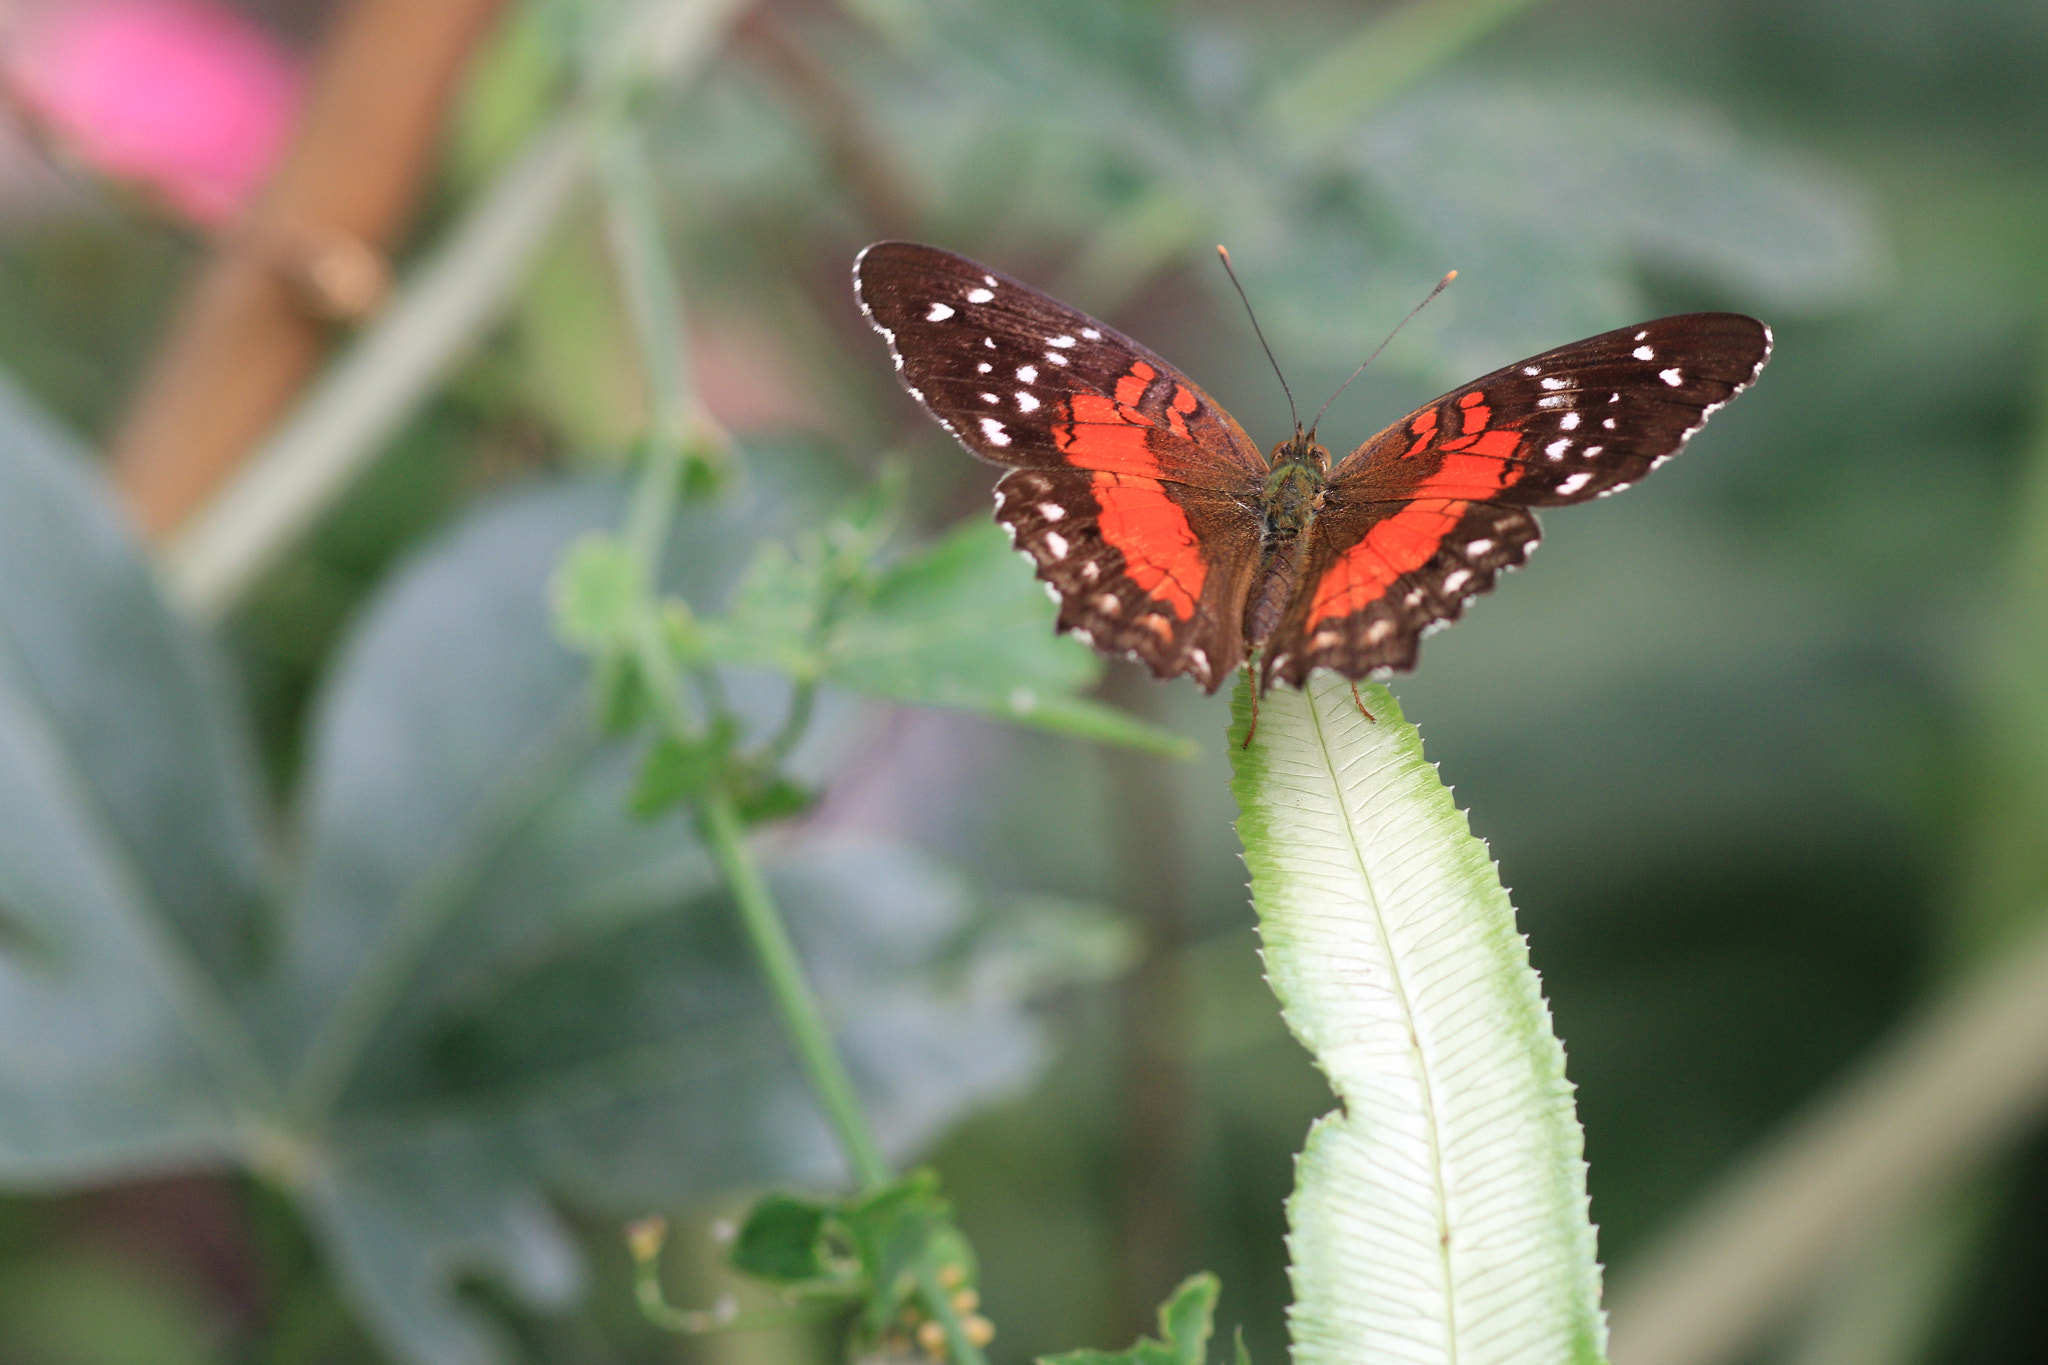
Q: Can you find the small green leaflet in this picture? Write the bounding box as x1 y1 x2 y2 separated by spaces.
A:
1039 1273 1237 1365
708 516 1190 757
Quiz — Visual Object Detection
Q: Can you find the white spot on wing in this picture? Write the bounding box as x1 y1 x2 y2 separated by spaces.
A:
976 361 991 374
1537 395 1570 409
1043 531 1070 559
967 287 994 303
1522 365 1541 376
1365 618 1395 644
1442 569 1472 593
1081 327 1101 340
926 303 955 321
981 392 999 404
980 417 1010 446
1096 593 1121 615
1659 368 1684 387
1545 438 1570 458
1017 391 1041 412
1559 412 1580 430
1540 377 1569 391
1039 502 1065 521
1045 351 1069 365
1602 417 1616 429
1049 335 1077 348
1466 538 1495 555
1017 365 1037 382
1633 345 1655 360
983 337 996 349
1080 561 1100 582
1556 471 1593 495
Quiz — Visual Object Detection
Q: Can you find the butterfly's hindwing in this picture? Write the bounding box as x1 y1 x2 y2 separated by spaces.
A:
1260 501 1541 689
994 467 1258 690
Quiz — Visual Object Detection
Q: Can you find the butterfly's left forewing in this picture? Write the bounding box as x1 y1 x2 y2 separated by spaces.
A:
855 241 1269 690
1261 313 1772 690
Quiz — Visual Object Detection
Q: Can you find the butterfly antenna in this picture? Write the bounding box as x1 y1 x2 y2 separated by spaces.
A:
1308 270 1457 436
1216 245 1300 433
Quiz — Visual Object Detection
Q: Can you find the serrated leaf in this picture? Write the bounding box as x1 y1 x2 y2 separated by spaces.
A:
1039 1272 1222 1365
1229 675 1605 1365
823 520 1190 756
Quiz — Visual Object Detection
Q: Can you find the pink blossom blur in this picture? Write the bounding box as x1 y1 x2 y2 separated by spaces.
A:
1 0 303 225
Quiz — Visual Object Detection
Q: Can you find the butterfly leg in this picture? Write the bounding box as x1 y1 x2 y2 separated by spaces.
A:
1240 664 1261 749
1349 681 1376 724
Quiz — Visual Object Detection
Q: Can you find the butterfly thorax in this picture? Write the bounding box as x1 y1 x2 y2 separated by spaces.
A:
1244 427 1331 648
1257 427 1330 540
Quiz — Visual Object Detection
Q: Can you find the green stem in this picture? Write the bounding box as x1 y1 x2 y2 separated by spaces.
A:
917 1264 989 1365
758 679 818 768
598 119 718 577
701 792 891 1190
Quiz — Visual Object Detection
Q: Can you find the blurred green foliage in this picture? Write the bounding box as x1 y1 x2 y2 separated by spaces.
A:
1 0 2046 1362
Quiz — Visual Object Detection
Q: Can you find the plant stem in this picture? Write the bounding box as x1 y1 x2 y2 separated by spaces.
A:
700 792 891 1191
917 1264 989 1365
598 119 723 576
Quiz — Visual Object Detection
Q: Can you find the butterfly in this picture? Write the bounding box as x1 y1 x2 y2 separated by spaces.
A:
853 241 1771 694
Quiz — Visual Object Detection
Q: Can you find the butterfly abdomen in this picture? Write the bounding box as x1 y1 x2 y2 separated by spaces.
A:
1243 535 1304 651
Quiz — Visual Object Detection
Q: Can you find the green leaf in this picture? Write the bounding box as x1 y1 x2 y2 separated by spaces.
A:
0 436 1100 1365
1229 675 1605 1365
728 1192 859 1288
822 520 1192 757
0 369 272 1182
728 1170 980 1361
267 479 1076 1363
629 719 738 814
549 530 641 650
1263 0 1545 150
734 774 815 825
709 535 830 677
1039 1272 1224 1365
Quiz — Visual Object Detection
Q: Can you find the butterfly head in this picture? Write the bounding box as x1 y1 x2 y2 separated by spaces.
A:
1268 422 1330 476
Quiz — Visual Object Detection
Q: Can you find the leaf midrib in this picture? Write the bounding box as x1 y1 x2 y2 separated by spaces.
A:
1303 685 1460 1362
